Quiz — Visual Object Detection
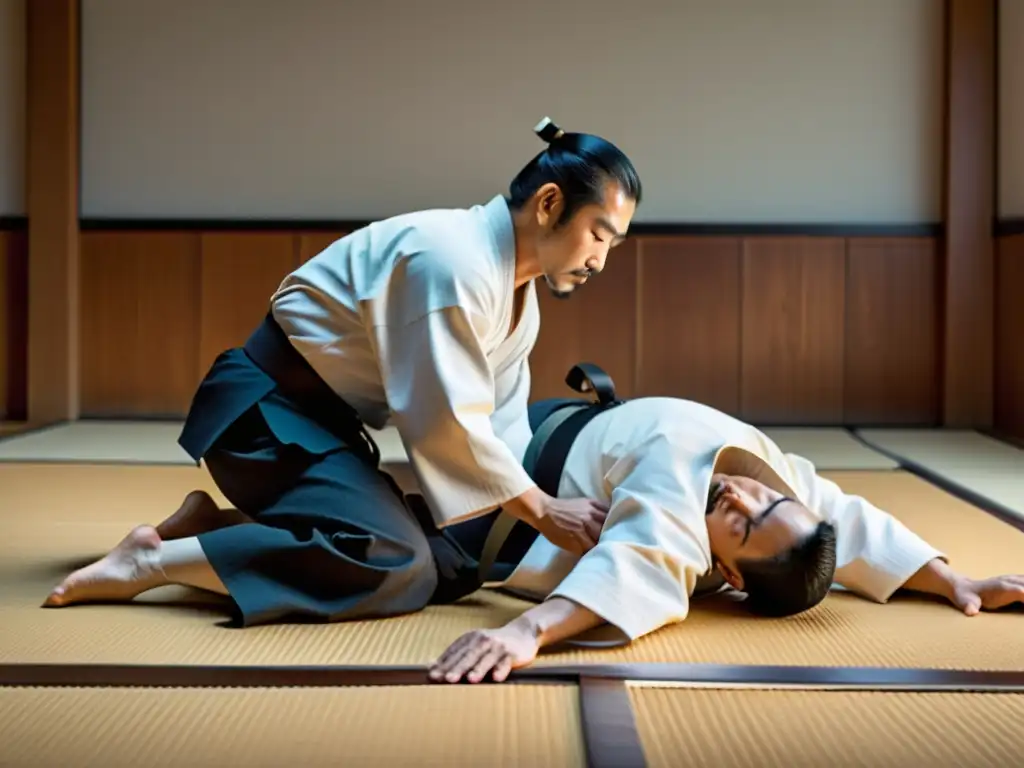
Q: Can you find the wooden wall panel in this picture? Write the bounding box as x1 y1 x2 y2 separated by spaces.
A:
0 232 9 419
79 233 201 417
739 238 847 424
529 240 639 400
635 237 742 414
72 230 946 426
844 238 939 424
26 0 80 423
940 0 996 427
996 235 1024 440
0 229 28 421
197 233 300 374
298 231 348 263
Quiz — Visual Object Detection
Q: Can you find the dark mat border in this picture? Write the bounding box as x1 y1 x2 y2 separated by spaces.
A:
579 676 648 768
3 661 1023 692
849 429 1024 535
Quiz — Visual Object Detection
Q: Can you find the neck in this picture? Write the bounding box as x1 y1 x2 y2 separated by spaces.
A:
511 207 543 289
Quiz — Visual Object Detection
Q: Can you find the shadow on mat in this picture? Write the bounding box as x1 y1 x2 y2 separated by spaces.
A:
21 555 235 618
689 587 1024 618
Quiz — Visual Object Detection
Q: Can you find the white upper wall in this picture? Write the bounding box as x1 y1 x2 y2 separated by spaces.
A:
0 0 25 217
80 0 943 223
1000 0 1024 219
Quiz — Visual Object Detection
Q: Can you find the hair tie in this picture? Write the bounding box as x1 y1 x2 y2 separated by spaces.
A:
534 116 565 144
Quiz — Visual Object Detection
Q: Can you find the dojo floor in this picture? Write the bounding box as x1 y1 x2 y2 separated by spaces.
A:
1 421 1023 766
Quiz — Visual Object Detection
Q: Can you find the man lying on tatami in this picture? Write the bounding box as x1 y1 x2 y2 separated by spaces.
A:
426 389 1024 683
41 377 1024 684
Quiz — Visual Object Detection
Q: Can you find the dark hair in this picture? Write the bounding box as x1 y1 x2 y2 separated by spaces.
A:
507 117 642 227
737 521 838 618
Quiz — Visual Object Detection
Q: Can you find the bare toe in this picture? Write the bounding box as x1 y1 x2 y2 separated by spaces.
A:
43 525 164 607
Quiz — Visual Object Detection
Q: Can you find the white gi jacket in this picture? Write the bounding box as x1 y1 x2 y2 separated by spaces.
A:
500 397 946 643
270 196 538 526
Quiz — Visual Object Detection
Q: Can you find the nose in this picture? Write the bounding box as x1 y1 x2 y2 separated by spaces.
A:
586 251 607 274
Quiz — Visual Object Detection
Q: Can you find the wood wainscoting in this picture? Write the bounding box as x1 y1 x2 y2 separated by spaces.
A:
75 228 941 427
996 233 1024 441
0 224 28 421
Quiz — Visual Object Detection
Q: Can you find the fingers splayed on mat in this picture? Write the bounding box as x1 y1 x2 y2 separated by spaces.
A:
949 574 1024 616
429 625 540 684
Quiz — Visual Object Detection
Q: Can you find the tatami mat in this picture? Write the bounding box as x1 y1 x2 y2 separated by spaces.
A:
0 464 1021 670
761 427 899 470
0 422 33 436
630 687 1024 768
0 419 895 474
0 421 195 464
856 428 1024 519
0 684 583 767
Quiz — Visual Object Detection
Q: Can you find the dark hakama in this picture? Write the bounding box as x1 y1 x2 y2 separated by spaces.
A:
177 313 542 626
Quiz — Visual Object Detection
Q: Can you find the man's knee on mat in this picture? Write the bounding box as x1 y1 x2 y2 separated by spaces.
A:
374 533 439 613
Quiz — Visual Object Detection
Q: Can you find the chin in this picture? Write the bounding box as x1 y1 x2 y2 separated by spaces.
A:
543 275 576 299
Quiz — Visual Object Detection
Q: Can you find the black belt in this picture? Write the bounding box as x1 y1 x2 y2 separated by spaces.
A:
477 363 626 583
242 312 380 466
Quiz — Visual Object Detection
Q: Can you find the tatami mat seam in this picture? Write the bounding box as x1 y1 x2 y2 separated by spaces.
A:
579 676 647 768
849 431 1024 534
4 662 1024 692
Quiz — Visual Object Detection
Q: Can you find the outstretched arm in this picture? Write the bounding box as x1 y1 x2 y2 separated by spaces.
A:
793 455 1024 611
901 558 1024 615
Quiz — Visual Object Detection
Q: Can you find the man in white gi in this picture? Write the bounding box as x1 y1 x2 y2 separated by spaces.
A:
427 393 1024 684
42 118 643 626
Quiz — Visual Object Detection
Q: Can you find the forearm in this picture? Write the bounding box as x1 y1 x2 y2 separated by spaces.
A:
900 557 960 601
508 597 605 649
502 485 550 525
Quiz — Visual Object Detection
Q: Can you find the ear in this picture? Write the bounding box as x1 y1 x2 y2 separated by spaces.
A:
716 561 744 592
534 183 563 227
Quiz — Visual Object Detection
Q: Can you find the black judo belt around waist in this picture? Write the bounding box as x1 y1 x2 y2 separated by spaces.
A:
476 363 626 584
243 312 381 466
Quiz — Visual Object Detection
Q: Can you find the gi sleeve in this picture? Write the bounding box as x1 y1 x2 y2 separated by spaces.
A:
793 455 946 602
375 305 537 527
545 435 713 641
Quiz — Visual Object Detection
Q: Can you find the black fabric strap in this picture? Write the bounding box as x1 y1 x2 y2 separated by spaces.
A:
532 363 624 496
477 364 624 583
243 313 380 465
532 403 615 497
565 363 620 406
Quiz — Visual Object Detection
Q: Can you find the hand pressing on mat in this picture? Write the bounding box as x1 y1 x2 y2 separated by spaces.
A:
904 558 1024 615
429 597 605 683
949 575 1024 616
428 624 539 684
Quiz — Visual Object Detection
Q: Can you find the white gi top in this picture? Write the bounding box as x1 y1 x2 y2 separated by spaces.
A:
270 196 538 527
501 397 946 643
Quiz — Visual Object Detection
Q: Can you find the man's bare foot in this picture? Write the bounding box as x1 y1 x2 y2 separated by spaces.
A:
155 490 253 540
43 525 167 607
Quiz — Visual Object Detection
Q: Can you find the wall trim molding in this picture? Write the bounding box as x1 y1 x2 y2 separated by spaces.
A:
76 217 944 237
995 218 1024 237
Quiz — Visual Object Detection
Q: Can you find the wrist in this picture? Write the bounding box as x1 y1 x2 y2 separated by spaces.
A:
904 557 962 601
507 613 544 647
504 485 551 525
506 597 603 649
